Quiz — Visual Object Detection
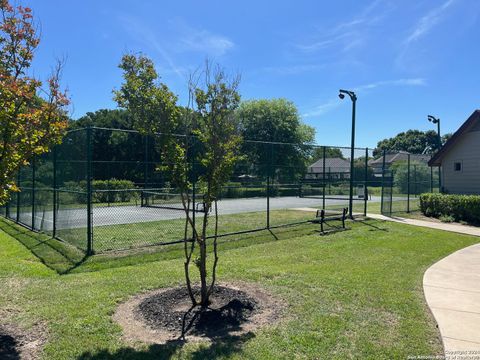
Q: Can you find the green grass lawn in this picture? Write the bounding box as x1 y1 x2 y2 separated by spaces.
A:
0 215 478 359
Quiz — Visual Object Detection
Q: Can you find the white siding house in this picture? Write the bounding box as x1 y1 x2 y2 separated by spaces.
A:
429 110 480 194
369 152 430 178
305 157 350 180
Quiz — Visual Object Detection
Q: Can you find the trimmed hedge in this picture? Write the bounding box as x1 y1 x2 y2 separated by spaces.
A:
220 186 300 199
420 193 480 224
63 179 138 204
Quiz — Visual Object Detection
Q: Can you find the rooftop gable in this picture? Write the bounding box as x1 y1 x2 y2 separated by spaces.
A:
308 157 350 171
429 110 480 166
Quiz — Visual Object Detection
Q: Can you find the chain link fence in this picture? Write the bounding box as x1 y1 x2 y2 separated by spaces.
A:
377 150 440 215
0 127 440 253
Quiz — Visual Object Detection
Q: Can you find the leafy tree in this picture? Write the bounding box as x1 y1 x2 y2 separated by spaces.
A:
392 161 431 194
236 98 315 181
70 109 132 130
114 55 242 309
69 109 146 182
70 106 193 133
68 108 193 184
373 130 451 157
0 1 69 205
310 147 345 161
353 157 375 183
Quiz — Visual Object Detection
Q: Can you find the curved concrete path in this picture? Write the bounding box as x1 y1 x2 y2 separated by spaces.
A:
423 243 480 356
364 213 480 357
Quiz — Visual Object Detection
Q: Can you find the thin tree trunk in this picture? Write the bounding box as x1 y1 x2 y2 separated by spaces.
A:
182 196 196 306
207 198 219 299
199 202 210 307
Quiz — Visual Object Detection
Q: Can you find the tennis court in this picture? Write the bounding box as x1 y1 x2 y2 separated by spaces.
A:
1 127 437 253
18 194 387 230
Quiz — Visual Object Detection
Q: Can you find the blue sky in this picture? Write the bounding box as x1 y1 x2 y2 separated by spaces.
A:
29 0 480 148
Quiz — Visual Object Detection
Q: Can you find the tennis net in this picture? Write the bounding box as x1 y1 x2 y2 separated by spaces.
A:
141 190 206 212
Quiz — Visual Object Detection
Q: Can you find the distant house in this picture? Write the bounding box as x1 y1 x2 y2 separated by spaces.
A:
369 151 431 177
306 157 350 180
429 110 480 194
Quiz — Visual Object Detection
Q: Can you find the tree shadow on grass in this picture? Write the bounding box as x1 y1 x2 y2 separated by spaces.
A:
0 218 87 274
76 333 255 360
0 216 318 275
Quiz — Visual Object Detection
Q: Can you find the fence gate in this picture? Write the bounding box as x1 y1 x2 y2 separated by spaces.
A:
381 169 393 216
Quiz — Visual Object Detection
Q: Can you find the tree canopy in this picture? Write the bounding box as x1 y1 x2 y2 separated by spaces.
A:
374 130 452 156
0 1 69 205
236 98 315 180
70 109 132 130
310 147 345 161
237 98 314 143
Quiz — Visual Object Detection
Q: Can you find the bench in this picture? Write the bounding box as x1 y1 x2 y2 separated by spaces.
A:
309 207 348 234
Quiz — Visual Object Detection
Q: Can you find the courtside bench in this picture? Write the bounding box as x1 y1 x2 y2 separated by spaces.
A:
309 207 348 234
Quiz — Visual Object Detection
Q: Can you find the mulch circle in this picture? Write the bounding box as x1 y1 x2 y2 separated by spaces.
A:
0 326 19 360
0 323 43 360
114 282 284 344
138 285 257 338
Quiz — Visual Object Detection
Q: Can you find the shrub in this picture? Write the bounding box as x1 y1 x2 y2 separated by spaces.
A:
420 193 480 224
62 181 87 203
439 214 455 223
62 179 137 204
92 179 136 203
222 185 244 199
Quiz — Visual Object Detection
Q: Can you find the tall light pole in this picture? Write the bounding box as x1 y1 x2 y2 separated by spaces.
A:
428 115 441 190
427 115 441 148
339 89 357 219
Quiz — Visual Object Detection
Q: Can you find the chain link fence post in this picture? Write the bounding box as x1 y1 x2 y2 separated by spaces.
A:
143 134 148 205
266 142 272 229
322 146 326 210
381 149 386 214
413 164 417 199
31 156 36 229
16 171 20 221
53 146 57 238
364 147 368 216
86 126 93 255
407 153 411 213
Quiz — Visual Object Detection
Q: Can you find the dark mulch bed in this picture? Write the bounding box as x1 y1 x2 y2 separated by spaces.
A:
0 325 22 360
0 323 43 360
138 286 258 338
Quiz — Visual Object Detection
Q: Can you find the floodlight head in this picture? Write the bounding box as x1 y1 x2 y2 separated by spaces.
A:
339 89 356 101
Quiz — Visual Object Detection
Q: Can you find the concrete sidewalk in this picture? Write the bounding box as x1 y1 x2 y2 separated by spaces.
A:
365 213 480 357
366 213 480 237
424 243 480 357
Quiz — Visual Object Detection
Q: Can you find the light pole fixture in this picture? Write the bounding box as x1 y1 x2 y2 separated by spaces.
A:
339 89 357 219
427 115 441 148
428 114 442 190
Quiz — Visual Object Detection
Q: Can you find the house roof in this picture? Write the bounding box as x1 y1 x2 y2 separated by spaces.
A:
369 152 430 166
428 110 480 166
308 157 350 173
